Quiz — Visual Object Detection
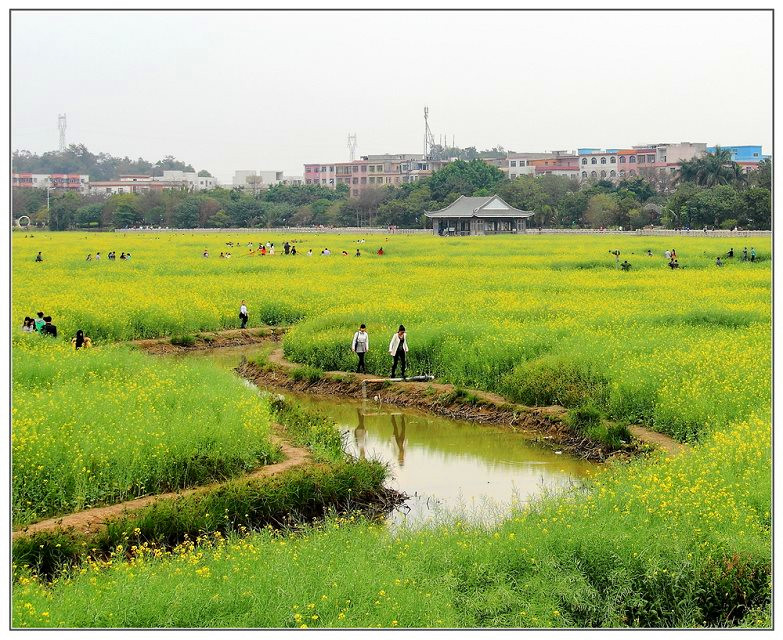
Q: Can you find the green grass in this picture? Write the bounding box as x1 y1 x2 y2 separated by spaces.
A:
268 394 345 463
12 414 770 628
12 338 280 525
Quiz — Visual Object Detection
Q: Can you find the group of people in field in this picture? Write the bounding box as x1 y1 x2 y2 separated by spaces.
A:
20 311 92 350
85 251 131 261
609 245 760 272
202 238 387 259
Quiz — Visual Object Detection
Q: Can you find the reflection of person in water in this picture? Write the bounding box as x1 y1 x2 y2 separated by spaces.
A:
391 414 407 466
354 408 367 461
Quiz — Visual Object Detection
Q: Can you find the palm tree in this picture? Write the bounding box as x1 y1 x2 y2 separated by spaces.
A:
677 146 743 187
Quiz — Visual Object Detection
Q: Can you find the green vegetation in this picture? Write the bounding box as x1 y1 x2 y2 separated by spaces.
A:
268 395 344 462
12 338 280 525
289 365 325 384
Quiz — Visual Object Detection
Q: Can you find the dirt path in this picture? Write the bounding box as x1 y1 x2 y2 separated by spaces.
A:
133 327 283 355
628 426 687 456
267 346 687 457
12 430 310 540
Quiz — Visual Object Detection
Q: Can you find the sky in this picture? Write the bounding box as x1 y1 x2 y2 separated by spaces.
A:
11 9 773 184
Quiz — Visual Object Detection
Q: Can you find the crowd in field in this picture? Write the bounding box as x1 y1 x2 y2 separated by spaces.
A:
609 245 758 271
21 311 91 349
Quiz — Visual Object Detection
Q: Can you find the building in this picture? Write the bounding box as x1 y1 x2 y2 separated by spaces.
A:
425 194 534 236
304 154 450 197
578 143 707 181
88 175 160 195
12 173 89 193
232 170 286 192
707 145 766 163
155 170 216 191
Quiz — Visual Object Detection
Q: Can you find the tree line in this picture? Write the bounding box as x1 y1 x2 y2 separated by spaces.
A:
12 147 771 231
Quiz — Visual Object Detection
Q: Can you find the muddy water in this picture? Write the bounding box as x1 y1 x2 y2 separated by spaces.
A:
183 345 595 526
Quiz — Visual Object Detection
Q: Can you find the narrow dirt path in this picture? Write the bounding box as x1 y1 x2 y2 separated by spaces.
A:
12 430 310 540
268 347 687 455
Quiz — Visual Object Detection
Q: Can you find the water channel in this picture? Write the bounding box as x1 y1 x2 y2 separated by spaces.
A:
184 344 595 526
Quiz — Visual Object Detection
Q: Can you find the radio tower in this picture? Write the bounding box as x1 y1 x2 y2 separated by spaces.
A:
347 133 358 161
58 114 67 151
423 106 436 160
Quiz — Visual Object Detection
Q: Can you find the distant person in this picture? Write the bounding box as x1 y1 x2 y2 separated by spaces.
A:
71 329 92 350
40 316 57 338
322 248 331 256
377 247 384 255
270 243 275 255
109 251 115 261
751 247 757 262
35 251 42 262
342 250 348 256
284 241 290 255
727 248 734 258
34 312 45 332
86 253 92 261
668 259 679 270
203 249 209 258
95 252 101 261
120 252 127 260
307 249 313 256
291 245 297 256
126 252 131 260
220 252 225 258
716 256 723 267
239 300 249 329
664 249 671 260
389 325 408 379
620 260 631 271
260 246 266 256
742 247 748 261
646 249 652 257
352 324 369 373
22 317 34 332
355 249 361 257
609 249 620 266
671 248 677 259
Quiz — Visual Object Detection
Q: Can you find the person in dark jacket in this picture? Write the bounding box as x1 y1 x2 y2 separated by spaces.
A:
40 316 57 338
35 252 43 262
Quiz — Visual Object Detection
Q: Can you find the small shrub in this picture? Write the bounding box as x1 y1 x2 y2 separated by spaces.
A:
170 334 196 347
290 365 324 384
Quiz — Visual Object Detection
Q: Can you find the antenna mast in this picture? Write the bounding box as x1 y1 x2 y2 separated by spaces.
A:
347 133 358 161
58 114 67 151
423 106 436 160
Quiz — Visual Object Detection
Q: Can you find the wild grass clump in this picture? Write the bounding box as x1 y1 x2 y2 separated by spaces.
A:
290 365 325 384
501 357 610 408
12 338 279 525
170 334 196 347
566 405 631 449
440 387 480 406
269 395 345 462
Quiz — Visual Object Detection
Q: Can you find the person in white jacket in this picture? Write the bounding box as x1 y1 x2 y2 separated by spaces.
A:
389 325 408 379
352 324 369 373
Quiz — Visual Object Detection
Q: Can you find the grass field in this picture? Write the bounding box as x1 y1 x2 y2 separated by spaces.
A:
11 231 772 628
12 337 280 525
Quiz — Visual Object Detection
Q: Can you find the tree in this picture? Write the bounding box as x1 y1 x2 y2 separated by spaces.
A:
555 191 589 227
75 203 103 229
750 158 771 190
497 175 545 212
206 210 231 228
615 176 655 202
48 192 81 230
584 193 619 228
173 196 201 228
678 147 743 187
113 202 143 228
740 187 771 229
427 159 505 202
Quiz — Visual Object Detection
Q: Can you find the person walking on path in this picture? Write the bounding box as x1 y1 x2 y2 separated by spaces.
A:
389 325 408 379
239 300 249 329
352 324 369 373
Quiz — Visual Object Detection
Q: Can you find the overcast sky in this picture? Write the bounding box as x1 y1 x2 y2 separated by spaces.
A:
11 10 772 183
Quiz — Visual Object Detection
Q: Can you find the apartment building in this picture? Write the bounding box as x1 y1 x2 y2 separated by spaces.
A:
578 142 708 181
304 154 448 197
156 170 216 191
12 173 89 193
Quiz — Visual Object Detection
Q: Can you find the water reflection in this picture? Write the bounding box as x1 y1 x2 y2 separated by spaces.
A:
299 395 594 526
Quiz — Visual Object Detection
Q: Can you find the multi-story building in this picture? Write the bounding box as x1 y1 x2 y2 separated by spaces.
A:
706 145 765 163
88 175 161 195
155 170 216 191
232 170 286 191
304 154 448 197
505 151 579 180
12 173 89 193
579 143 707 181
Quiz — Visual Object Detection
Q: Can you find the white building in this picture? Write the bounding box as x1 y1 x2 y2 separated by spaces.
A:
12 173 90 193
232 170 286 191
154 170 216 191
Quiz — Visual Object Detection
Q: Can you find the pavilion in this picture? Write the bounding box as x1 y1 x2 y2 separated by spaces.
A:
425 195 535 236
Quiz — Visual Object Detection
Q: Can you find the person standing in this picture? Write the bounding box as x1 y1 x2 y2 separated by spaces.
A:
389 325 408 379
284 241 290 255
751 247 757 262
352 324 369 373
742 247 748 261
239 300 249 329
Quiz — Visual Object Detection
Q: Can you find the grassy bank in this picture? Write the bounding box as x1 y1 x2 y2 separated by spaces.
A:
13 414 770 628
12 338 280 525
